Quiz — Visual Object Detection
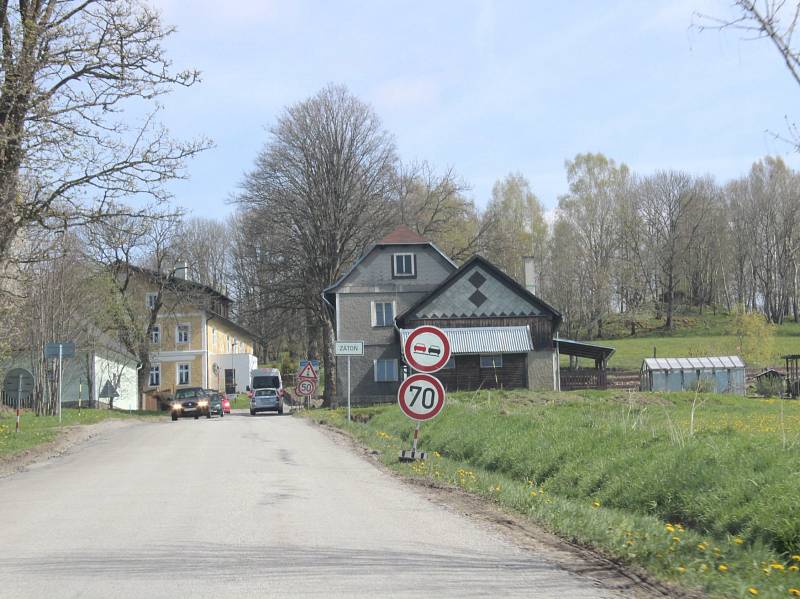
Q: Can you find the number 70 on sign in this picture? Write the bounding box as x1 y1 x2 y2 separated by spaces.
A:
397 373 445 421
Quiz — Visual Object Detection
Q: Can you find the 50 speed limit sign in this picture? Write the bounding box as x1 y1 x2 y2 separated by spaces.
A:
397 373 445 421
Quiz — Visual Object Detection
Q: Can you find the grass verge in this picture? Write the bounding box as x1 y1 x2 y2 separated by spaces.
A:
0 408 160 458
302 389 800 599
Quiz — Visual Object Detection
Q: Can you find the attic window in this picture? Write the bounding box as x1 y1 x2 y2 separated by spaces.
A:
393 253 415 278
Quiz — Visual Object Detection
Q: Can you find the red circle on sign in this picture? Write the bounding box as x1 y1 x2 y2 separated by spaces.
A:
403 325 451 373
397 373 445 421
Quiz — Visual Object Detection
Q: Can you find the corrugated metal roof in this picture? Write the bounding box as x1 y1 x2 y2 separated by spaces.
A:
641 356 745 371
399 326 534 354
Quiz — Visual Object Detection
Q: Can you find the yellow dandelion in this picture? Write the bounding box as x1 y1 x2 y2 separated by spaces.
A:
665 524 675 533
697 543 707 551
734 538 744 545
793 555 800 562
789 588 800 597
592 500 601 508
748 587 758 596
771 563 785 571
672 536 681 543
789 565 799 572
676 566 686 574
718 564 728 572
530 490 537 496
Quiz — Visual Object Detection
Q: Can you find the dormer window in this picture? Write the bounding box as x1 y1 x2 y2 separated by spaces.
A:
393 253 415 278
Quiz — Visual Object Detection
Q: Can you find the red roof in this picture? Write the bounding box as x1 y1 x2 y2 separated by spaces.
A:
378 224 428 245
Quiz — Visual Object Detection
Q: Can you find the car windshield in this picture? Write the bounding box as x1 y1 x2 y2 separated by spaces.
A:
175 389 203 399
252 375 280 389
255 389 277 397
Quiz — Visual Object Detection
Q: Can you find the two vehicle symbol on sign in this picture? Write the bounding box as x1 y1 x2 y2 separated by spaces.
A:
403 326 451 374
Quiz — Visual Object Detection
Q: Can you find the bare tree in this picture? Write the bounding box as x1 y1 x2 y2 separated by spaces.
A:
397 162 487 262
171 217 231 291
0 0 210 271
635 171 709 330
84 209 188 398
237 84 398 405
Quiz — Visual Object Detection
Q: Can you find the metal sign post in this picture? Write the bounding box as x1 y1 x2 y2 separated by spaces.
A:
58 344 63 424
44 342 74 423
398 327 450 462
334 341 364 422
16 373 22 433
347 355 351 422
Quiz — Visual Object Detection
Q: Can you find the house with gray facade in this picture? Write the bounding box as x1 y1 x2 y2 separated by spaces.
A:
324 225 604 405
323 225 457 404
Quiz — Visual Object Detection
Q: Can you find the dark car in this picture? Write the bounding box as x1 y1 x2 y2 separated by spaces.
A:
171 387 210 421
204 390 225 418
250 388 283 415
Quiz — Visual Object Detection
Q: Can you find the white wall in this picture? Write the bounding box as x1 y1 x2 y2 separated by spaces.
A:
93 351 138 410
210 353 258 392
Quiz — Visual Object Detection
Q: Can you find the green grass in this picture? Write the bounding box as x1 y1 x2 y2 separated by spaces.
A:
567 312 800 370
228 394 250 410
304 389 800 599
0 408 161 458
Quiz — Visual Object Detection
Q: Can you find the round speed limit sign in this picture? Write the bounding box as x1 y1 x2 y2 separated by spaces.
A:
397 373 445 421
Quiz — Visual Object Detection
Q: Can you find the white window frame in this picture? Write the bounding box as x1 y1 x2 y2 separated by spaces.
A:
374 359 399 382
177 363 191 386
150 324 160 344
480 354 503 369
176 323 191 344
146 292 158 310
148 363 161 387
392 253 415 277
371 301 396 328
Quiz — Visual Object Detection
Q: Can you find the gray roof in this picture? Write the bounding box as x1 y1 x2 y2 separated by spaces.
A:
641 356 745 371
399 326 533 355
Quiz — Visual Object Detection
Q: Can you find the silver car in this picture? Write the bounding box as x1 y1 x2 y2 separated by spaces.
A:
250 388 284 415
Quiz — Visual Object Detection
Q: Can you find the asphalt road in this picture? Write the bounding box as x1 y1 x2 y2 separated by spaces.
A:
0 411 621 598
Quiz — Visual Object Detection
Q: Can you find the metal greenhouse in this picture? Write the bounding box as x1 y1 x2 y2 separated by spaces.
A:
640 356 745 395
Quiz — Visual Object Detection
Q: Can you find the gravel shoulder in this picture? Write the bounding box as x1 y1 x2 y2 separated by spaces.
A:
0 417 151 479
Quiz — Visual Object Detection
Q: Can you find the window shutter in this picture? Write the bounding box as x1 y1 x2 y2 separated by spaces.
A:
373 359 378 382
370 301 376 327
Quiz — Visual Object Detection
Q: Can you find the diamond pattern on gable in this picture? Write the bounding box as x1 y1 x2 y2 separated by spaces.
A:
414 265 543 319
469 289 487 307
468 271 486 288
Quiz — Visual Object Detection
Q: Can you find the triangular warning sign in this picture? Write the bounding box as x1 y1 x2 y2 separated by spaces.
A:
99 380 119 398
297 361 318 380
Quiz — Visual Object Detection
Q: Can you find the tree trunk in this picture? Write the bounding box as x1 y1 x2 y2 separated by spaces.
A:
665 273 675 330
321 315 336 408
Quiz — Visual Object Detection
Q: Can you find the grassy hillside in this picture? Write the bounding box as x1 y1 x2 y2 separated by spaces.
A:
572 313 800 370
309 389 800 599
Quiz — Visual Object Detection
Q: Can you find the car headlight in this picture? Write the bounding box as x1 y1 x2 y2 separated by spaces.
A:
172 403 181 410
198 400 208 407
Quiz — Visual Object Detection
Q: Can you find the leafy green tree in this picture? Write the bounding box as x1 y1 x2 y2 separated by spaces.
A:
730 308 776 368
481 173 547 283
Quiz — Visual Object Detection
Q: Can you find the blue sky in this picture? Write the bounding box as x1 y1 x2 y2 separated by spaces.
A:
155 0 800 217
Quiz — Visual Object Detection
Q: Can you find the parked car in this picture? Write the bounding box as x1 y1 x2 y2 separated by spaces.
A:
204 390 225 418
250 388 283 415
171 388 210 421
